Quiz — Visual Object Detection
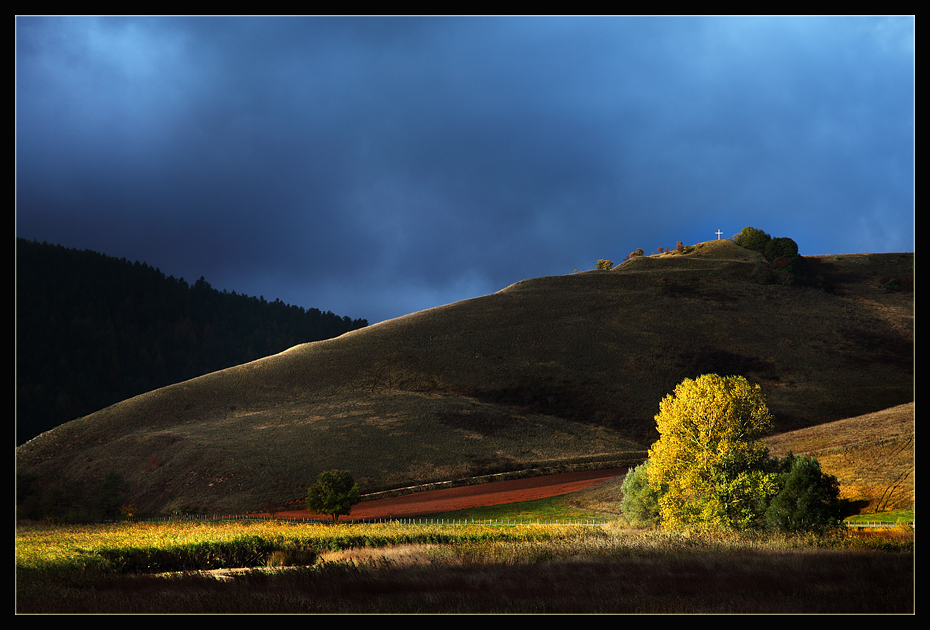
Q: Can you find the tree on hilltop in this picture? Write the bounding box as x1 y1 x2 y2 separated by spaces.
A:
732 227 772 253
732 227 812 286
764 236 799 260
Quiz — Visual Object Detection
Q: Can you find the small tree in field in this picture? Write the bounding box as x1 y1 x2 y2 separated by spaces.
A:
306 470 361 523
647 374 779 531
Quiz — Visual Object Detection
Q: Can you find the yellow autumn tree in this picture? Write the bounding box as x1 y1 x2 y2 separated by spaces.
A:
646 374 779 531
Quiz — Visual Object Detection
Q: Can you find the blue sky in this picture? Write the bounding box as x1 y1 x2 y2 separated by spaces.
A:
15 16 914 324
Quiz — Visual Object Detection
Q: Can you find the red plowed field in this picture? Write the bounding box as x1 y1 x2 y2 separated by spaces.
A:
271 468 627 521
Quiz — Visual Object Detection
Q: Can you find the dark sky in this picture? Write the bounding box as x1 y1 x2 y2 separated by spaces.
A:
15 16 914 324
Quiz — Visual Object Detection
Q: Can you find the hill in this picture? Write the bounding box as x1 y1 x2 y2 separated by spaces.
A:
15 239 368 444
766 402 914 512
15 239 914 517
565 401 915 517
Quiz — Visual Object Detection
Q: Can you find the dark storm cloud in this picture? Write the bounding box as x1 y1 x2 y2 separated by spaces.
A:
16 16 914 323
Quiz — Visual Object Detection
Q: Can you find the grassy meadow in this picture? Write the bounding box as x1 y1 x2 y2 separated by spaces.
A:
421 493 618 524
17 505 913 614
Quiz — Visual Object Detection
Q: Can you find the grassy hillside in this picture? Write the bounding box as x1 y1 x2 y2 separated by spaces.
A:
16 239 913 516
766 402 914 513
565 401 914 518
16 238 368 444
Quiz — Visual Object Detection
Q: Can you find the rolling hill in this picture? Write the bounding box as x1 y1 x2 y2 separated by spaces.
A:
15 239 914 516
16 238 368 444
766 402 914 512
566 401 915 517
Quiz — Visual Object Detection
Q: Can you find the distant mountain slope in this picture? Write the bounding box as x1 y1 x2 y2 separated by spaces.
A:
15 239 368 444
16 239 913 516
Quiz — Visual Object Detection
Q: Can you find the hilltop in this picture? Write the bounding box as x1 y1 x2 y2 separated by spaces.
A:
16 239 913 516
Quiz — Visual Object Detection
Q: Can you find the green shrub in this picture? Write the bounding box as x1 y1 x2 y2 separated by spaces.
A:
733 227 772 253
596 259 614 270
764 453 848 534
879 275 912 293
734 228 813 287
620 462 662 528
764 236 799 261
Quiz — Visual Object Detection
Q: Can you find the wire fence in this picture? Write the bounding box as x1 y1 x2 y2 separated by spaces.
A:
125 513 912 529
127 513 612 527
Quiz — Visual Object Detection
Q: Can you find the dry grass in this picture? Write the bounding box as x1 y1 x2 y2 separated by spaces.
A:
16 523 914 614
16 240 913 515
567 403 915 518
766 402 914 512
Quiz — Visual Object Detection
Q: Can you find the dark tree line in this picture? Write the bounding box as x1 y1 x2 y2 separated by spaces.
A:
15 239 368 444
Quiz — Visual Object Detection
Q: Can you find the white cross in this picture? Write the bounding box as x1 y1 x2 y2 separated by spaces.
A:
715 229 723 240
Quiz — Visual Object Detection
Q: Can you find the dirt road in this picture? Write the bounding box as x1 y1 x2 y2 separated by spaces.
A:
270 468 627 521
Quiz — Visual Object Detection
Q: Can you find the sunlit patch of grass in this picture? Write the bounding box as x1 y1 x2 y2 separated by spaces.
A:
16 519 912 614
844 508 914 525
17 522 913 613
418 493 615 523
15 519 582 577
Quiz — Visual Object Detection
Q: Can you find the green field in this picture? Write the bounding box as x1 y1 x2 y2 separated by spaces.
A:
843 509 915 526
16 515 913 614
405 492 617 523
356 487 914 528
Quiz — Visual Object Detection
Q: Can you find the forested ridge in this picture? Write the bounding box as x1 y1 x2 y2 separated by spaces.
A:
15 238 368 445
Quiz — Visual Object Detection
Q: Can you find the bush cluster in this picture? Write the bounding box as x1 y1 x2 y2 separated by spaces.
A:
17 470 131 523
732 226 814 286
621 375 849 534
611 240 696 265
732 226 795 258
622 449 848 534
